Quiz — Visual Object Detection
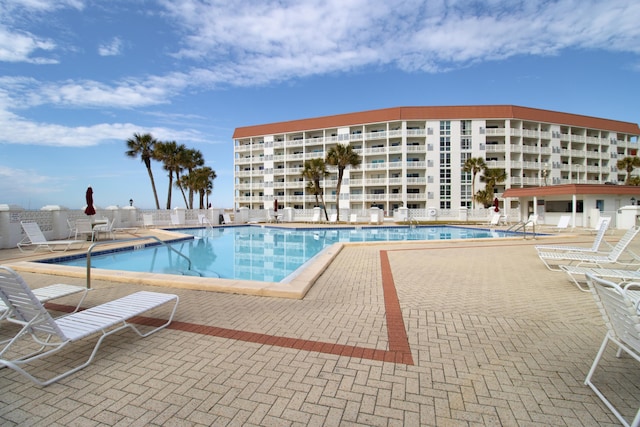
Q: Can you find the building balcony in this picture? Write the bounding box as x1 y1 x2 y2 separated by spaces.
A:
485 145 506 152
236 196 265 203
486 160 507 168
405 161 426 169
406 128 426 137
485 128 506 136
406 177 426 184
406 145 426 153
362 147 388 155
406 194 426 200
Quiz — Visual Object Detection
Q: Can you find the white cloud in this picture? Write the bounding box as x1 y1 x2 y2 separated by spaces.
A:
0 107 206 148
0 74 189 109
98 37 123 56
0 165 60 201
0 26 58 64
0 0 638 150
0 0 84 14
160 0 640 80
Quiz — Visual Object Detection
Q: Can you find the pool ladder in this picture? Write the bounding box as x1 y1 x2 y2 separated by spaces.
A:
407 214 419 229
506 219 537 239
85 236 195 289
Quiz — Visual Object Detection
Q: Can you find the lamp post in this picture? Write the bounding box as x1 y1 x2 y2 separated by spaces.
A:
129 199 133 207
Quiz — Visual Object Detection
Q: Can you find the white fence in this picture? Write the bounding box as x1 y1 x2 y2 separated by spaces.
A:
0 204 530 249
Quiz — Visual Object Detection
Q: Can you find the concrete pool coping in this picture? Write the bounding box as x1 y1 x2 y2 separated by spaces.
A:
1 225 563 299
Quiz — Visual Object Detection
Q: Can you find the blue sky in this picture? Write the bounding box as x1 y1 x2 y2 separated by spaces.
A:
1 0 639 210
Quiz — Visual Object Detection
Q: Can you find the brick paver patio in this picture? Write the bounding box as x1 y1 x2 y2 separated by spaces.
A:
1 229 639 426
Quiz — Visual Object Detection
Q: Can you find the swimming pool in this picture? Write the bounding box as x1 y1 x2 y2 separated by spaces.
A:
50 225 517 283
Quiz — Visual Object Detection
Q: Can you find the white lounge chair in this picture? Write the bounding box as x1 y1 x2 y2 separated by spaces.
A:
584 274 640 427
0 266 88 323
552 215 572 231
170 213 181 226
537 226 640 271
590 216 613 235
222 213 232 224
487 213 501 227
143 214 155 228
0 267 179 386
74 219 93 240
560 264 640 292
329 213 337 223
92 218 115 241
349 213 358 224
17 221 85 253
66 218 78 239
535 217 611 255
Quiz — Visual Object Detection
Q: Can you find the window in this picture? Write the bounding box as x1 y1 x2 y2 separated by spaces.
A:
440 169 451 183
461 120 472 136
440 121 451 136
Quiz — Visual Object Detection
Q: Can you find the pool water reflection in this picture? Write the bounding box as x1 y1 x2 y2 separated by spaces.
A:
54 225 514 283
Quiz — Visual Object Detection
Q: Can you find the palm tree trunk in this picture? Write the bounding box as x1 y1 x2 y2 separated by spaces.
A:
176 172 189 207
146 166 160 209
166 172 173 209
319 194 329 221
335 169 344 221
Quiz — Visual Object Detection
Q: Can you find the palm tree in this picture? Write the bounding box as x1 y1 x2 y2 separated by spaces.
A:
154 140 184 209
302 158 329 221
474 189 492 208
480 168 508 197
187 166 217 209
178 148 204 208
171 144 193 208
125 133 160 209
325 143 361 221
463 157 486 209
617 156 640 185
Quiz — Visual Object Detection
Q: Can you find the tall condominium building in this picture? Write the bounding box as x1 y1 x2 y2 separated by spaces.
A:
232 105 640 212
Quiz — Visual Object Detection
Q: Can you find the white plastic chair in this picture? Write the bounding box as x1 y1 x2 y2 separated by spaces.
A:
535 217 611 255
143 214 155 228
561 264 640 291
92 218 115 241
17 221 84 253
487 213 501 227
537 226 640 271
74 219 93 240
553 215 572 231
585 274 640 427
0 266 88 323
0 266 179 386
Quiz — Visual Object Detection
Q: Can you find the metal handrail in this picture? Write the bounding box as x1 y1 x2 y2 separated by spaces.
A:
506 220 537 239
86 236 193 289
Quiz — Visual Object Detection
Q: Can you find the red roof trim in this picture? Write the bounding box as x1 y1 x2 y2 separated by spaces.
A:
503 184 640 197
232 105 640 139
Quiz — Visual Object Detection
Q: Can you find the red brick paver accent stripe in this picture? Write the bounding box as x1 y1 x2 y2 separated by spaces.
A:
380 250 414 364
45 250 415 365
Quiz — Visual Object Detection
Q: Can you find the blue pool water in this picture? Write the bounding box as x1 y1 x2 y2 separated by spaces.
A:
53 225 516 283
